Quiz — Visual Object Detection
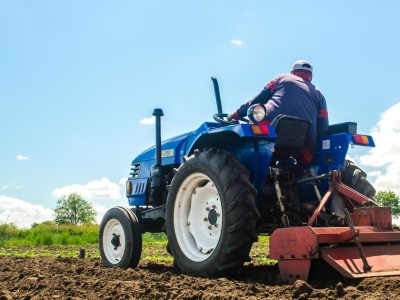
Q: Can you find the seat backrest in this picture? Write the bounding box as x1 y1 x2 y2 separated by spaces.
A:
271 114 311 162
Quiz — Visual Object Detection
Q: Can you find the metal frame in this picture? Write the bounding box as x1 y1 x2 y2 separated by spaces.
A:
270 171 400 284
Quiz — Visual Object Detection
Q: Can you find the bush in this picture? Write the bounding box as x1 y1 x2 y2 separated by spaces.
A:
0 222 19 246
36 233 54 246
1 222 99 246
143 232 167 244
1 221 168 247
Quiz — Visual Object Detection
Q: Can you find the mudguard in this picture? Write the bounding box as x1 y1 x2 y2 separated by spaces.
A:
127 122 277 206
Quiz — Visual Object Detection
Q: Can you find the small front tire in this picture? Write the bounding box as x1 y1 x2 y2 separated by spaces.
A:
99 206 142 268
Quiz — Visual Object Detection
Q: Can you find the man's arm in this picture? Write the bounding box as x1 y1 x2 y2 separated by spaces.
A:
316 94 329 137
229 79 277 121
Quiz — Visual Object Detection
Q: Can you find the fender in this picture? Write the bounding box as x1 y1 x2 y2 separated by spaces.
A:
185 122 277 199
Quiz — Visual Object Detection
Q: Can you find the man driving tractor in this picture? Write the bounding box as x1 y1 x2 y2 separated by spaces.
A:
227 60 329 164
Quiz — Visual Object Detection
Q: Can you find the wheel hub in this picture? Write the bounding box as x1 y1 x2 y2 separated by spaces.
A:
177 177 222 260
208 208 218 225
111 233 121 250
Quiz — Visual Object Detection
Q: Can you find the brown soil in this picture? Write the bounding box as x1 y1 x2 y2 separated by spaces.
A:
1 245 400 299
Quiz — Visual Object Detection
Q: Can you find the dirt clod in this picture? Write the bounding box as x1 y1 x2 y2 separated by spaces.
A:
1 246 400 299
292 280 313 298
335 282 345 297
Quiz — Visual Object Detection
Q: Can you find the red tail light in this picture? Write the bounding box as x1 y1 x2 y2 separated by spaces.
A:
251 125 269 135
353 134 369 145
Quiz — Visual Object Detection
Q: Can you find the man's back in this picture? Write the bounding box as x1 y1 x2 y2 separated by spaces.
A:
264 73 328 162
229 61 329 163
264 74 325 124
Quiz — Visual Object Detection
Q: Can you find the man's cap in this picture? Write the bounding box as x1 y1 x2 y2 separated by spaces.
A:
291 60 313 73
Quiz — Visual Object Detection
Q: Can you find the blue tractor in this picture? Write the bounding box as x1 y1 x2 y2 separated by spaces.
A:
99 77 400 283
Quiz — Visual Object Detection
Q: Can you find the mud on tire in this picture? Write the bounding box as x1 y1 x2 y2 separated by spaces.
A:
166 148 260 277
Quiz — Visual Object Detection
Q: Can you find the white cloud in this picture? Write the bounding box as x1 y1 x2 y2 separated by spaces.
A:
2 185 9 190
0 195 114 228
52 177 122 200
119 177 127 185
0 196 54 228
357 102 400 194
140 116 155 125
345 154 357 163
93 204 109 224
16 155 28 160
230 39 243 46
367 170 382 179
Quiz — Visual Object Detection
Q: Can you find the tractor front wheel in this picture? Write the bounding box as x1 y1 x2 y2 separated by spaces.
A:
166 148 260 277
99 206 142 269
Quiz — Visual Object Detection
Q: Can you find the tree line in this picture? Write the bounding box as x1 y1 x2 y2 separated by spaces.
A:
4 190 400 229
51 191 399 226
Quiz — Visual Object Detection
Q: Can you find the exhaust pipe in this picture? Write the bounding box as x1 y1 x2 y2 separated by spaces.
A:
152 108 163 165
151 108 165 205
211 76 223 114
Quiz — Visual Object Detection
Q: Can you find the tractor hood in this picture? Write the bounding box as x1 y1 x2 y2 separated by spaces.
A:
132 132 190 165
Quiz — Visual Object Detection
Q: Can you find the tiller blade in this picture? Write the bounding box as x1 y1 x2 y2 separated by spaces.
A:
269 171 400 284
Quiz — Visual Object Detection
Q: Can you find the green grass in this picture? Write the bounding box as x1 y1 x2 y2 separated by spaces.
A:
142 232 167 244
250 235 276 264
0 222 99 247
0 221 274 265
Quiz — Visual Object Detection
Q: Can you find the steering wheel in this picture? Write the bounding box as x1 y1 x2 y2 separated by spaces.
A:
213 113 249 126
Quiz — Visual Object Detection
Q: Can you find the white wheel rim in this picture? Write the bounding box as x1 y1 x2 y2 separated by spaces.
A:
174 172 222 262
102 218 126 264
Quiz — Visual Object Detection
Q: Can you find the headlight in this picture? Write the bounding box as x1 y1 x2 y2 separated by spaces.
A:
126 180 132 195
247 104 266 123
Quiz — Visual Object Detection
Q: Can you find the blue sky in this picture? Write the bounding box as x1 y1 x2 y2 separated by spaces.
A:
1 1 400 228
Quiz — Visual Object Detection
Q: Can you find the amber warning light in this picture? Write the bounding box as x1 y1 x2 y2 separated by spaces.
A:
353 134 370 145
251 125 270 135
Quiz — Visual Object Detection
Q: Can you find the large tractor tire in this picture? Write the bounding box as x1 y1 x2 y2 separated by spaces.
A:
166 148 260 277
341 160 376 199
99 206 142 269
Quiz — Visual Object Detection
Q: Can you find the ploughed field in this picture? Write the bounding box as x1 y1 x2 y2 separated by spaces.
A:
1 244 400 299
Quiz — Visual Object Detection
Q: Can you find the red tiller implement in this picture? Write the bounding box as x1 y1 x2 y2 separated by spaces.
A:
270 170 400 284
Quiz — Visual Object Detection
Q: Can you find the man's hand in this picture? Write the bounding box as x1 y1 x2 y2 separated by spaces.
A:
226 111 240 122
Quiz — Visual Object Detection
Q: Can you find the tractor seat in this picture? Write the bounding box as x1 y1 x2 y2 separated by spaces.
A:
270 114 311 163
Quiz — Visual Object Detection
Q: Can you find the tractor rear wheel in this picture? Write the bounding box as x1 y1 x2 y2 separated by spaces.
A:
341 160 376 198
166 148 260 277
99 206 142 269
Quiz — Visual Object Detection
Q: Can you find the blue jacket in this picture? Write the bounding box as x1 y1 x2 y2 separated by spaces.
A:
234 74 329 163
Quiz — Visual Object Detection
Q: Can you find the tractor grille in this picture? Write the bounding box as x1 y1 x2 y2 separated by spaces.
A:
135 181 146 194
130 163 141 178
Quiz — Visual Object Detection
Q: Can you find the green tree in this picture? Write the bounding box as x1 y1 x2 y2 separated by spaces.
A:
374 190 400 219
31 220 55 228
54 193 97 225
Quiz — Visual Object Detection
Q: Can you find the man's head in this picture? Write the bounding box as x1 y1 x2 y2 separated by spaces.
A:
291 60 313 81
